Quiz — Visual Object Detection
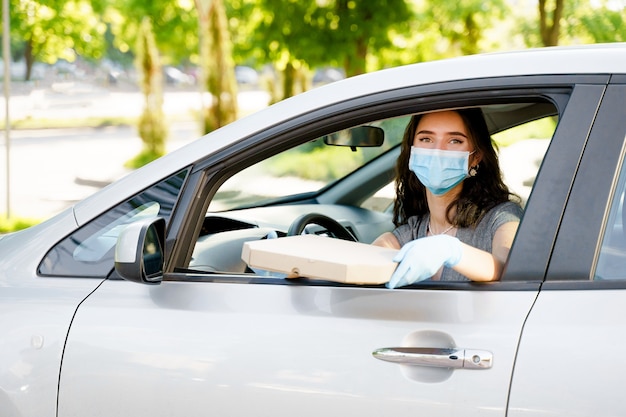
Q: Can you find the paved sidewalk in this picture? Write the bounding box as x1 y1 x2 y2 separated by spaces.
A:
0 122 197 220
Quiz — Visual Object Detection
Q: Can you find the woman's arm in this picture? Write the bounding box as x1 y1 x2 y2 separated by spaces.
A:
372 232 402 249
452 221 519 282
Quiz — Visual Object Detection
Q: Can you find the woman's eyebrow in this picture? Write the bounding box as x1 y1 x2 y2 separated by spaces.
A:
416 129 468 138
447 131 468 138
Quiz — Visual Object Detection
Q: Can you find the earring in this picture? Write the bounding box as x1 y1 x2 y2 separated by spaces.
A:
469 164 479 177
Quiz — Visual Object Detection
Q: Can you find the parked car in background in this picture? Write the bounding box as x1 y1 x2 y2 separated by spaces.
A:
312 66 345 85
164 65 195 85
2 43 626 417
235 65 260 85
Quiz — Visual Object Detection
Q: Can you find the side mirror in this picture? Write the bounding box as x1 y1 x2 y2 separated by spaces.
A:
115 217 165 284
323 126 384 150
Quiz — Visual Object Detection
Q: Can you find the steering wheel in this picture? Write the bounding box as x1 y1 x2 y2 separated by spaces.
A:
287 213 357 242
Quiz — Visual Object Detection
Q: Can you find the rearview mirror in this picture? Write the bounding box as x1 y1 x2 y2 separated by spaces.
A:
324 126 384 150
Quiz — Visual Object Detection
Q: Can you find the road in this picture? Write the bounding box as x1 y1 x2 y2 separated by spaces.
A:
0 86 270 220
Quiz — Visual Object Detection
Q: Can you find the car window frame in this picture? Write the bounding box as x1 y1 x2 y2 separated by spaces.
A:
164 75 603 289
544 80 626 288
505 81 609 281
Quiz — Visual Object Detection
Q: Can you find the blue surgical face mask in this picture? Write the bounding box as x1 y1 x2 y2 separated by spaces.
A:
409 147 471 195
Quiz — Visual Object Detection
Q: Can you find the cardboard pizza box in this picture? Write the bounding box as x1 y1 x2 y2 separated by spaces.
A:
241 234 398 285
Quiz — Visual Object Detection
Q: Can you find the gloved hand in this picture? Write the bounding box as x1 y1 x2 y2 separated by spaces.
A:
387 235 463 289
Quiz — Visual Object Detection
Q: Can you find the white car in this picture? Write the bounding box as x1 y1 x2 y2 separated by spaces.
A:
2 43 626 417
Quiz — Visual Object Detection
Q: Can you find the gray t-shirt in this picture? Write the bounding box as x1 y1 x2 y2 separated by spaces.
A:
391 201 524 281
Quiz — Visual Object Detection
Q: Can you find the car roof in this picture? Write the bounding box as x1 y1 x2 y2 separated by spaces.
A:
74 43 626 224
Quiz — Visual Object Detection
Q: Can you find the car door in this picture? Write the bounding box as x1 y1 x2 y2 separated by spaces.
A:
508 81 626 416
58 282 541 416
55 79 600 417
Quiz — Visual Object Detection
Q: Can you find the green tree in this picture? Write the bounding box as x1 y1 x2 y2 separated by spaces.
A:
101 0 238 133
6 0 106 80
413 0 508 57
99 0 198 68
566 0 626 44
129 17 168 168
517 0 625 48
579 7 626 42
249 0 413 101
317 0 413 76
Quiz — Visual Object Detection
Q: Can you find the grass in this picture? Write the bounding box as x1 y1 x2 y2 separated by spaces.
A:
268 146 364 181
5 116 137 130
0 215 41 233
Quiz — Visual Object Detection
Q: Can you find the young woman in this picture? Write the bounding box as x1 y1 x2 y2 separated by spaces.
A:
373 108 523 288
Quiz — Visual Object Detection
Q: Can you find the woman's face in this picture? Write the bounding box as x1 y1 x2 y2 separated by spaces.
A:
412 111 474 153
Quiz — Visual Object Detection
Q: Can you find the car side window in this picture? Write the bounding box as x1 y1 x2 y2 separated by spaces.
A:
38 169 189 278
595 159 626 280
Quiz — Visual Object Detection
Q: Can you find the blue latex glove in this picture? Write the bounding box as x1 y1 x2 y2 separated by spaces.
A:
387 235 463 289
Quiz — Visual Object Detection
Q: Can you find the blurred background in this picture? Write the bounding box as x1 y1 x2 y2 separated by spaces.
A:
0 0 625 228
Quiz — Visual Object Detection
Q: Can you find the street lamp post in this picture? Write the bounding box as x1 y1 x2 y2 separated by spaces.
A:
3 0 10 219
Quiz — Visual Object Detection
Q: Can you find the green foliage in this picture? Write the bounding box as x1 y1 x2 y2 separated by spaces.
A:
247 0 414 99
578 7 626 43
517 0 626 48
8 0 107 80
413 0 509 57
270 0 412 73
101 0 198 66
318 0 414 75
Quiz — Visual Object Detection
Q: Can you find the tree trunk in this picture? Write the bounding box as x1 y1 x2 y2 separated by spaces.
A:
282 61 295 99
539 0 564 46
24 40 34 81
198 0 238 134
344 36 367 78
133 17 168 167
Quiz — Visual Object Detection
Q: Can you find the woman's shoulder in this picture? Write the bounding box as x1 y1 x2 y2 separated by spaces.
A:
483 200 524 226
494 200 524 216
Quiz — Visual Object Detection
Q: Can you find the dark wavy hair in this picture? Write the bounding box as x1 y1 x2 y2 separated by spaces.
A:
392 108 517 228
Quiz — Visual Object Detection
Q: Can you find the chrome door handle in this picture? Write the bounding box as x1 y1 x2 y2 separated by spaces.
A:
372 347 493 369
